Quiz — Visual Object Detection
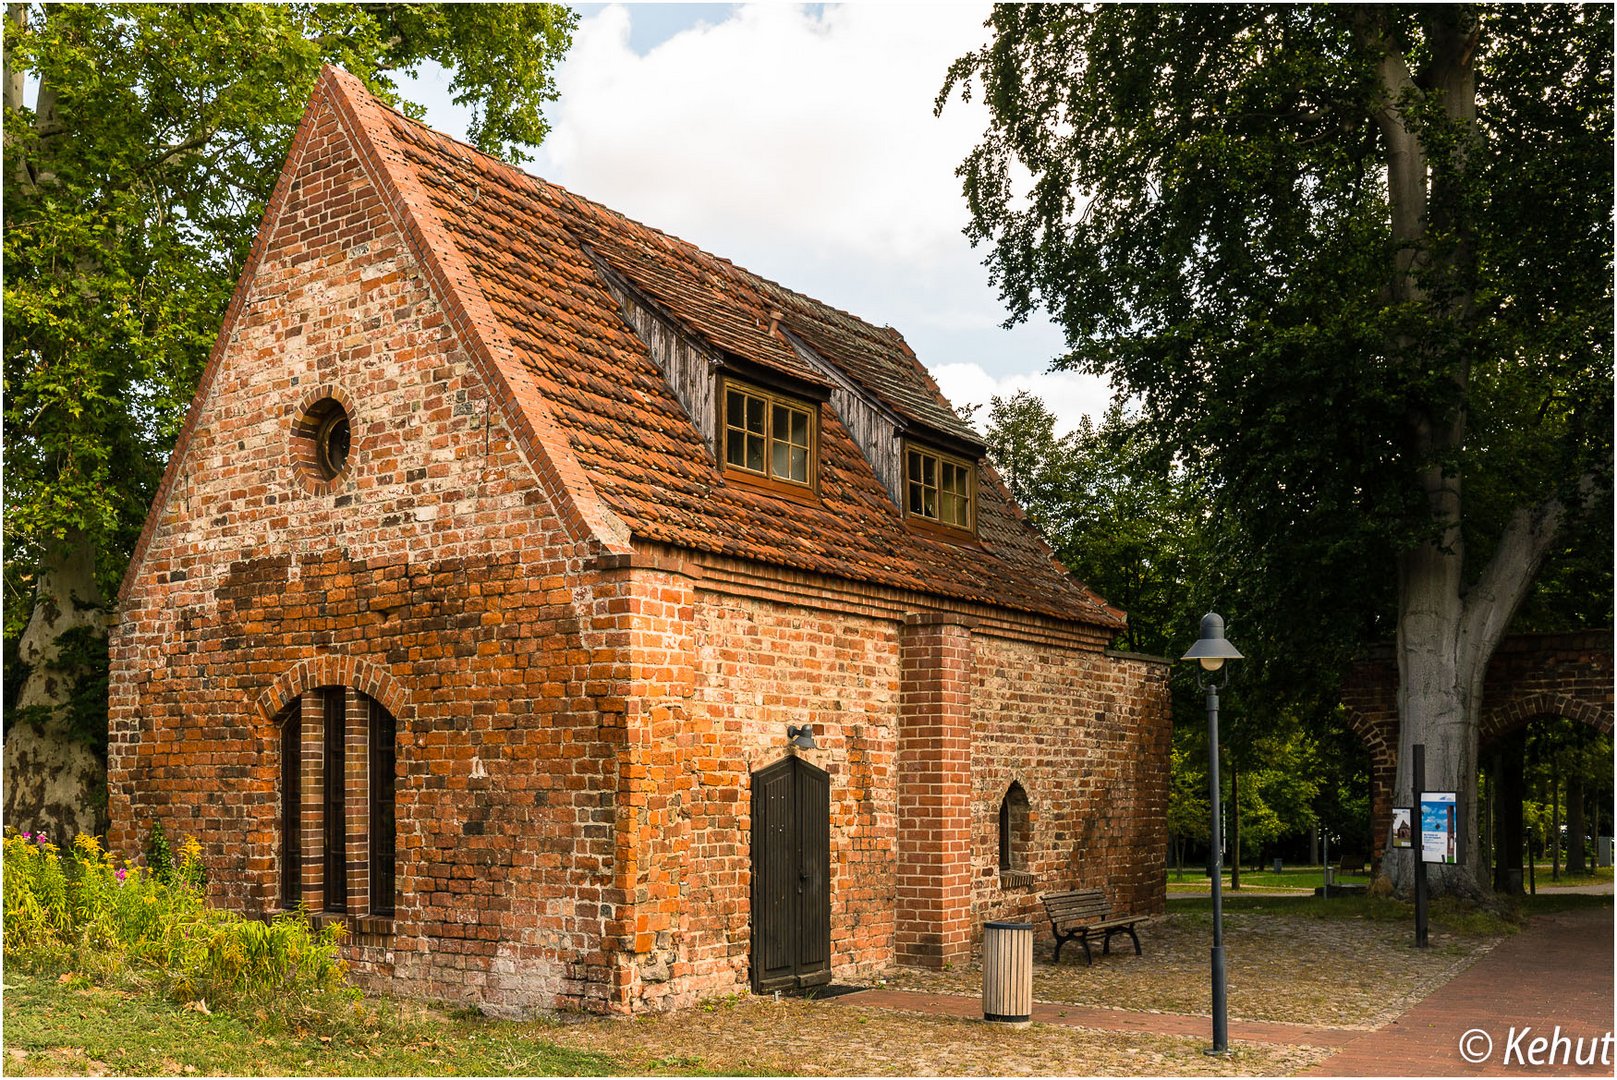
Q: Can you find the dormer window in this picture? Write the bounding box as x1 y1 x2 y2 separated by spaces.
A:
723 380 815 487
905 444 974 530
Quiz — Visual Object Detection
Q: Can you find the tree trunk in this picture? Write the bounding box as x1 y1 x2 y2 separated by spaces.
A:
1551 768 1560 881
1229 763 1240 891
1566 766 1586 874
1480 768 1491 882
3 4 24 113
3 532 110 841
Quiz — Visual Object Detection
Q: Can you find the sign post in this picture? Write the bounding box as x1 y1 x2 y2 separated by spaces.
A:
1411 743 1461 949
1413 744 1428 949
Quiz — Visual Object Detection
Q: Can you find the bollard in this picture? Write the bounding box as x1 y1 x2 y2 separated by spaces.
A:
981 921 1033 1027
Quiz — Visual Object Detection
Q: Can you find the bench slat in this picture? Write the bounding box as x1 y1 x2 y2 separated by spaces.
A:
1045 898 1106 911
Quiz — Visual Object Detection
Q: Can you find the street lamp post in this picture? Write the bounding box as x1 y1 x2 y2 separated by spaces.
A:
1181 612 1244 1055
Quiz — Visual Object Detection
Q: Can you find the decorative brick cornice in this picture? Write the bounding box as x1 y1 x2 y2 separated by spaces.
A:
592 551 705 580
903 612 978 630
683 549 1114 652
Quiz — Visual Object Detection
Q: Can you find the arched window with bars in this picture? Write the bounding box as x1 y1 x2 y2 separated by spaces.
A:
279 687 395 917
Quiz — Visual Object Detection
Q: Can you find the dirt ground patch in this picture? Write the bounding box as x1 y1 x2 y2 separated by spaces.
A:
533 905 1490 1075
874 905 1496 1029
536 994 1332 1076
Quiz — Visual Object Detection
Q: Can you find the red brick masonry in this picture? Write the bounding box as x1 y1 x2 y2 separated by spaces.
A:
110 67 1171 1016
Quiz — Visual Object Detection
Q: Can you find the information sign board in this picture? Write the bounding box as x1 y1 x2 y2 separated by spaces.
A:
1390 807 1413 849
1420 792 1458 864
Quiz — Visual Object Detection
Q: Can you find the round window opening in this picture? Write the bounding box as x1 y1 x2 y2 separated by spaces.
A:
316 408 350 478
297 397 352 482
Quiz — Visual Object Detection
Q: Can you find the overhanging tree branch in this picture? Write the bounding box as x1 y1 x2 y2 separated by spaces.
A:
1460 475 1600 657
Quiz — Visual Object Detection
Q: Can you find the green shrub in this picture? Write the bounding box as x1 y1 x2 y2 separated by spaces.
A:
3 829 354 1028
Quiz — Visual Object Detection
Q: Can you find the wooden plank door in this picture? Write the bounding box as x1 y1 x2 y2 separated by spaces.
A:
751 756 831 992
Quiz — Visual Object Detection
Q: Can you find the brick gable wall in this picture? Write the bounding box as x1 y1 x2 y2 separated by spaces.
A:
107 97 629 1014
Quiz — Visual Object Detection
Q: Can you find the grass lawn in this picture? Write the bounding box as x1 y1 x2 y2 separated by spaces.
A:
1164 861 1612 895
1526 863 1613 888
6 896 1607 1077
1166 864 1372 892
1 971 617 1077
0 968 1321 1078
1168 886 1612 934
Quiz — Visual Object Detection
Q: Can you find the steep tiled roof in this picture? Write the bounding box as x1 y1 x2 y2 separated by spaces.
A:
325 68 1121 629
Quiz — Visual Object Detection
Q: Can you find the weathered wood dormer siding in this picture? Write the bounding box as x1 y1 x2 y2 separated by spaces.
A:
782 329 905 503
597 274 720 455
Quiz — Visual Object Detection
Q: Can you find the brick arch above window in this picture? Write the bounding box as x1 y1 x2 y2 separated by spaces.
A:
253 654 407 726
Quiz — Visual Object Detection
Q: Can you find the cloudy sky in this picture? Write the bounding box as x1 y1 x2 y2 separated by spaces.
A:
403 3 1111 434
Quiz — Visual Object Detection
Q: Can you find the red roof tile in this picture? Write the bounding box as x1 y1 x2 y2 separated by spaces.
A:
324 68 1122 630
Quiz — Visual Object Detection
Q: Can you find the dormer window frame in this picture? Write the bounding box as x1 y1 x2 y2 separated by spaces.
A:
903 440 977 536
719 375 821 499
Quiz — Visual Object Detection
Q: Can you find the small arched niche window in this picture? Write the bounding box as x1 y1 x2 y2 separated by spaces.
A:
998 781 1032 887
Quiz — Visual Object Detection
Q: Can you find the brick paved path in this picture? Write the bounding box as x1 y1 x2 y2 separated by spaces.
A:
1306 905 1614 1076
832 904 1613 1076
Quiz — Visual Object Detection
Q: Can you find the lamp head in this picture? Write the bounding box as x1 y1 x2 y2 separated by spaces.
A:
1180 612 1244 671
787 724 818 750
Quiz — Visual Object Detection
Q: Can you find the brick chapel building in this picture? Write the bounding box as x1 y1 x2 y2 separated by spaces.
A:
109 67 1170 1015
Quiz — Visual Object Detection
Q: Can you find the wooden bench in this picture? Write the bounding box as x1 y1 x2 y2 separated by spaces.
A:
1040 888 1144 966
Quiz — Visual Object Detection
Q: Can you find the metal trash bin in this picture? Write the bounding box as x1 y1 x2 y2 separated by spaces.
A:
1272 857 1283 873
981 921 1033 1026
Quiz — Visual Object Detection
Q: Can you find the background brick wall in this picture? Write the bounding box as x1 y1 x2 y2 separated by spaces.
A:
1344 631 1613 868
970 639 1172 930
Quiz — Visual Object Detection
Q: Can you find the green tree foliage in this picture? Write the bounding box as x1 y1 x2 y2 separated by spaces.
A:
4 2 575 608
982 392 1197 657
943 5 1612 896
984 388 1381 865
2 3 575 835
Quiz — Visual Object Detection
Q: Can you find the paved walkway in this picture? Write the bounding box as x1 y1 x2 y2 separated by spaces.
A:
830 905 1613 1076
1533 880 1615 896
1307 905 1614 1076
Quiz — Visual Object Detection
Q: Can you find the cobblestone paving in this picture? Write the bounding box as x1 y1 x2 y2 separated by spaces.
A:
536 909 1499 1075
537 993 1332 1076
870 908 1497 1029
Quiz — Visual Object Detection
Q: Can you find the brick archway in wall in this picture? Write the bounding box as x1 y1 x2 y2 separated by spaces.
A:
252 653 409 724
1341 631 1613 870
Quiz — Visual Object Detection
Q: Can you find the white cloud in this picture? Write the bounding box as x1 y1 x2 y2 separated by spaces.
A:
406 4 1094 432
931 364 1115 437
539 4 988 265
